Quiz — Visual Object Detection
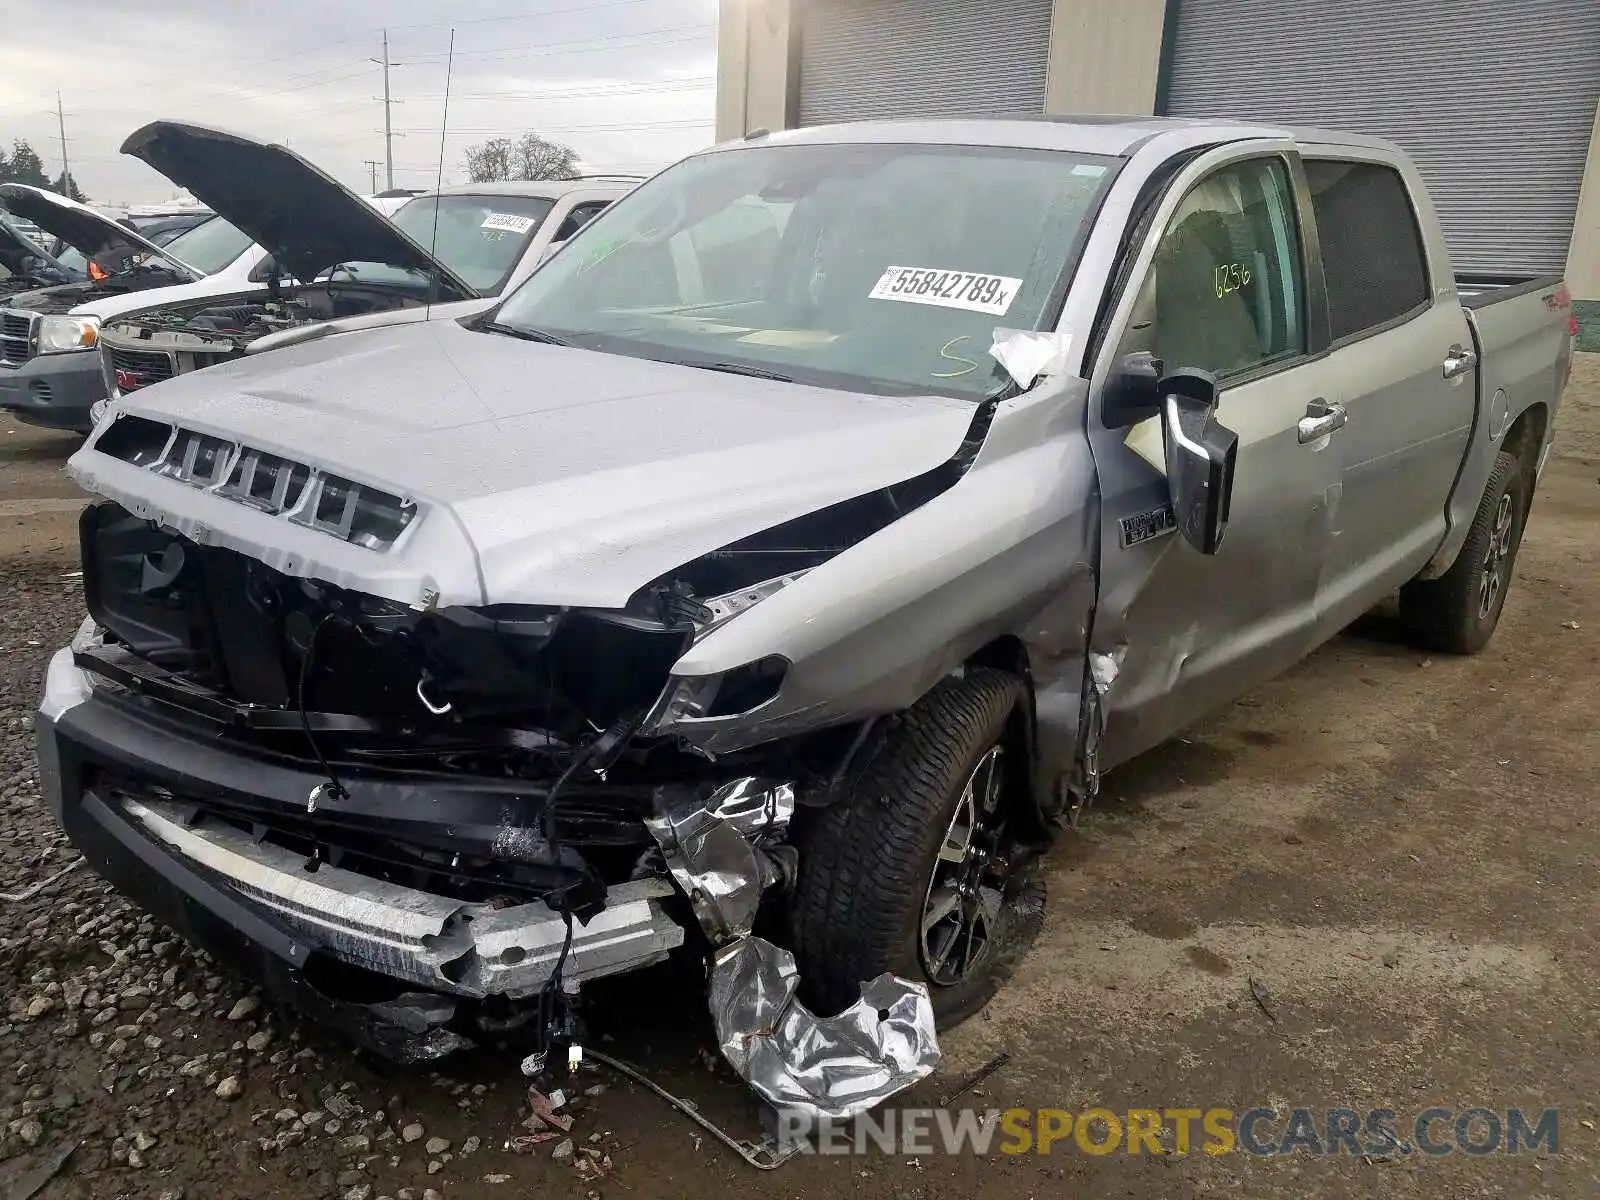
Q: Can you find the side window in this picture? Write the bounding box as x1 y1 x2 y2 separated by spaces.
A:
553 201 609 243
1304 159 1430 342
1118 156 1305 380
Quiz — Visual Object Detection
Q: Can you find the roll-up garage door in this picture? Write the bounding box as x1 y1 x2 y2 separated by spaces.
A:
1162 0 1600 276
800 0 1053 127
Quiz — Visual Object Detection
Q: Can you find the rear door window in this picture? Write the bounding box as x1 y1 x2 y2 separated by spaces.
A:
1303 159 1430 342
553 201 610 242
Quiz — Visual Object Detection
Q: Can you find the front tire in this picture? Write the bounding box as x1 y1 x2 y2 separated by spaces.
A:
789 669 1044 1028
1400 449 1527 654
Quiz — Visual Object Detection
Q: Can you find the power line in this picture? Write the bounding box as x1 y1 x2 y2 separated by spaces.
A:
404 78 714 103
401 22 714 62
391 118 713 135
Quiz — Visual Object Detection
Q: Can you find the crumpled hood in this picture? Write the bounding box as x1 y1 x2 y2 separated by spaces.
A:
0 184 200 281
71 320 981 608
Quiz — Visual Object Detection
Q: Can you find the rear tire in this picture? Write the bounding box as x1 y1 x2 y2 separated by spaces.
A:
1400 449 1526 654
789 669 1044 1028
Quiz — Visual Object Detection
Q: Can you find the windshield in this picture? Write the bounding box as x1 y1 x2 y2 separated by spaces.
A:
159 216 254 275
337 193 556 294
489 142 1117 399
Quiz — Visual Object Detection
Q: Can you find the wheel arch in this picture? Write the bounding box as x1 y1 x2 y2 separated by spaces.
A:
963 636 1052 843
1500 401 1549 497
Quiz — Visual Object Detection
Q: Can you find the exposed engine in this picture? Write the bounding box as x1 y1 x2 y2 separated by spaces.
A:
99 285 428 394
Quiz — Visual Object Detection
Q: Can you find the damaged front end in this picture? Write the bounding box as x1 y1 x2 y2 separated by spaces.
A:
42 486 940 1115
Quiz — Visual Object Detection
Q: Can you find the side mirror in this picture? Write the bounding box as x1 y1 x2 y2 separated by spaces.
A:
1161 368 1237 555
1103 351 1164 428
248 255 280 284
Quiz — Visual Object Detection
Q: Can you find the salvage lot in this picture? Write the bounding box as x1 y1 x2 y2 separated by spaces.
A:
0 359 1596 1199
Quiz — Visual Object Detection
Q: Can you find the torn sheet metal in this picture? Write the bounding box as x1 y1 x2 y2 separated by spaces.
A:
645 790 784 944
989 328 1073 390
708 936 940 1123
705 777 795 841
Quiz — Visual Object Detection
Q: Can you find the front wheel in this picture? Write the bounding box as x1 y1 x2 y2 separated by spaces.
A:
788 669 1044 1027
1400 449 1527 654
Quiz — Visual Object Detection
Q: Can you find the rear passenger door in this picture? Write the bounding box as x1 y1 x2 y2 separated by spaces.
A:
1300 152 1477 633
1090 144 1344 768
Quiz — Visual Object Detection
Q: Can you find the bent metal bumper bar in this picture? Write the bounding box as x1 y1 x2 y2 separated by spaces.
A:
122 796 684 998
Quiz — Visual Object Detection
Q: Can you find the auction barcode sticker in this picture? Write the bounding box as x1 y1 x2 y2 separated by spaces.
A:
868 265 1024 316
481 212 537 234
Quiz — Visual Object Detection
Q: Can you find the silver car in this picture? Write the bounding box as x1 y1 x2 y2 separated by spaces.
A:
38 117 1574 1120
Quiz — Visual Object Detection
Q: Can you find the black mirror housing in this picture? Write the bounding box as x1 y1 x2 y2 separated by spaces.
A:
1160 368 1237 555
1103 351 1164 428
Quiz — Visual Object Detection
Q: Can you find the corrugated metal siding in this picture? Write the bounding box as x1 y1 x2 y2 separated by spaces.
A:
800 0 1052 126
1162 0 1600 276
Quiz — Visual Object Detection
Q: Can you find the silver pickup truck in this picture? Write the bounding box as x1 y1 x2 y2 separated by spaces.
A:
37 117 1574 1119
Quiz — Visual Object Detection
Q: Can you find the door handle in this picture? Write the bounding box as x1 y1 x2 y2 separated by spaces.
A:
1443 344 1478 378
1297 398 1348 444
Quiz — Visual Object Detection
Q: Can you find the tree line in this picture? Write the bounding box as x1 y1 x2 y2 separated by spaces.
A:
0 139 87 202
463 132 580 184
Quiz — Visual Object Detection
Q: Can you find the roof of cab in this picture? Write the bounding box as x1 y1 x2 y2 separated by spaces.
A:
428 178 638 200
725 115 1404 160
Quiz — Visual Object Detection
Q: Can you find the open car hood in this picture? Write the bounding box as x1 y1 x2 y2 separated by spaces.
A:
0 184 200 282
121 121 478 301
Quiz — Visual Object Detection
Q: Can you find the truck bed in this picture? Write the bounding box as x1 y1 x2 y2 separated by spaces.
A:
1437 272 1576 570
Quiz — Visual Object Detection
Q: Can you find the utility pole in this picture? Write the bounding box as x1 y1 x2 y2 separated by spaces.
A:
54 92 72 195
363 159 381 193
370 31 400 192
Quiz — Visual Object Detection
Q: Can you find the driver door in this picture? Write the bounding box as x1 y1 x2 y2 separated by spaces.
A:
1088 144 1344 770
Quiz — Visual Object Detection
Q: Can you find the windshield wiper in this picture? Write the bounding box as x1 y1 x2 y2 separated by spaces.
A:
482 321 574 347
671 359 795 383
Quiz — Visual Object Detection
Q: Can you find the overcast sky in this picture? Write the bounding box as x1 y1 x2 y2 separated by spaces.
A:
0 0 718 205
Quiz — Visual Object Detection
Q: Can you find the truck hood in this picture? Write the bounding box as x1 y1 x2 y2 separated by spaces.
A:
121 121 477 303
71 320 981 609
0 184 201 281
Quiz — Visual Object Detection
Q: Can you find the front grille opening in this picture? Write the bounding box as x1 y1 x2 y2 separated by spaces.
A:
92 425 416 550
294 474 414 548
109 346 175 390
156 428 234 488
95 414 174 467
221 450 310 513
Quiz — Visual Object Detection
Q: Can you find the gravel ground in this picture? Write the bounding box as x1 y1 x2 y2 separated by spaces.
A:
0 356 1596 1199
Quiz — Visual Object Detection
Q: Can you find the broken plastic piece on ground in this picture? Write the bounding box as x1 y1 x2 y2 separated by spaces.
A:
0 857 82 903
708 935 940 1123
645 790 785 944
989 327 1073 389
527 1086 574 1132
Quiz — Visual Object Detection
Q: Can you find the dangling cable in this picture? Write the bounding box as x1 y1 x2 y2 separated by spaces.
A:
298 613 348 807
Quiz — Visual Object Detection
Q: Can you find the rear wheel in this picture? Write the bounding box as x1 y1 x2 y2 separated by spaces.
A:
789 669 1044 1027
1400 449 1527 654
